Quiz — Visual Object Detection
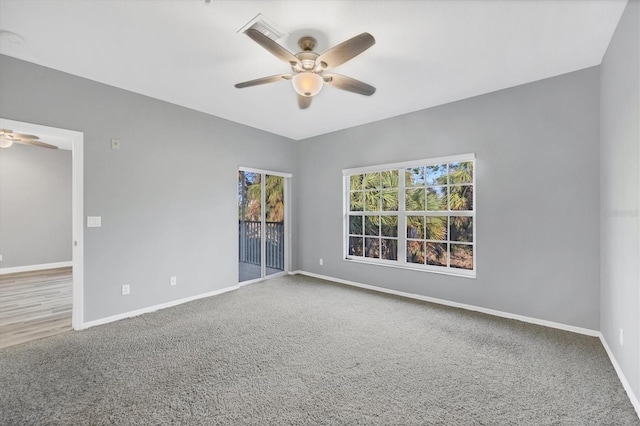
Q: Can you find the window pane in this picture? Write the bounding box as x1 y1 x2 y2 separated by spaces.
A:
407 240 425 264
350 191 363 211
405 167 425 187
426 242 448 267
350 174 364 191
381 189 398 211
239 171 262 221
450 244 473 270
381 215 398 237
346 158 474 275
381 239 398 260
450 216 473 242
406 188 425 211
381 170 398 188
364 215 380 236
349 236 363 257
426 216 448 241
426 164 447 185
449 161 473 184
427 187 447 211
349 215 363 235
365 172 381 189
450 185 473 211
365 237 380 258
365 190 380 211
407 216 424 239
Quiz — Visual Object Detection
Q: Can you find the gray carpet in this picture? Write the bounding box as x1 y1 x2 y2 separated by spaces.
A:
1 275 638 425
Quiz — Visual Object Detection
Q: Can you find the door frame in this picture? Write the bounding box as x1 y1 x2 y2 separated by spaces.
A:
238 166 291 285
0 118 84 330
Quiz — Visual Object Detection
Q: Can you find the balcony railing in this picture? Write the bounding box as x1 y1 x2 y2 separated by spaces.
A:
239 220 285 270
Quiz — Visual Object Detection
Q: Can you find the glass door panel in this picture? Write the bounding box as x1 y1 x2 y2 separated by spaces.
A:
265 175 285 277
238 171 262 282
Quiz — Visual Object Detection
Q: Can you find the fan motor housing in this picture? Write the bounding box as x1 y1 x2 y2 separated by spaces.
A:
295 51 319 71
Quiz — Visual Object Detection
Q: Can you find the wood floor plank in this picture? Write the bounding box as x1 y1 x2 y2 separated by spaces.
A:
0 267 72 348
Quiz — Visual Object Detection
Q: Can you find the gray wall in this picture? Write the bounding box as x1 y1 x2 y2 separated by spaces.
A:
0 144 72 268
0 55 297 322
296 67 601 330
600 0 640 400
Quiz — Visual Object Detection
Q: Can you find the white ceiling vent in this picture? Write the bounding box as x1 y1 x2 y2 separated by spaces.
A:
237 13 288 41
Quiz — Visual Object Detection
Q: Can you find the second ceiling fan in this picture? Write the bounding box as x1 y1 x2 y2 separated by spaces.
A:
235 29 376 109
0 129 58 149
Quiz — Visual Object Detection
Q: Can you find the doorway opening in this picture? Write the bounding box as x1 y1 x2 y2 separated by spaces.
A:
238 167 291 284
0 118 84 335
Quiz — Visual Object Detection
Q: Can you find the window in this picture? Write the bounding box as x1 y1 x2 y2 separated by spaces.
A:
344 154 475 277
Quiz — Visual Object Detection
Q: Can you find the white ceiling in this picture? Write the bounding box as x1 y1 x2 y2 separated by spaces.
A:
0 0 628 141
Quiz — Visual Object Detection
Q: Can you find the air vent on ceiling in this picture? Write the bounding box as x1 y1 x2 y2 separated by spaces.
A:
237 13 288 41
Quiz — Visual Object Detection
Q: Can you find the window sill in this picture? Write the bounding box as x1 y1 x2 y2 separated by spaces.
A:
344 256 476 279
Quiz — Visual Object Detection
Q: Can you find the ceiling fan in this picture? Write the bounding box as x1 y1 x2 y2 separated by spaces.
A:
0 129 58 149
235 29 376 109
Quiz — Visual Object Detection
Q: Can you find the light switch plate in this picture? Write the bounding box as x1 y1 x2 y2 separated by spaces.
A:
111 138 120 150
87 216 102 227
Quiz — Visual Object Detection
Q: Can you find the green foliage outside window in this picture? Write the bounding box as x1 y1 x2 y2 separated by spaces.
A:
348 159 474 272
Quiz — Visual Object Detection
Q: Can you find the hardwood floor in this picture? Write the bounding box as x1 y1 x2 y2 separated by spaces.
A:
0 267 72 349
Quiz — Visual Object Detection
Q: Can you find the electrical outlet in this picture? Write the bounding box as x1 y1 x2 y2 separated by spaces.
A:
122 284 130 295
319 258 324 266
619 328 624 346
170 276 177 286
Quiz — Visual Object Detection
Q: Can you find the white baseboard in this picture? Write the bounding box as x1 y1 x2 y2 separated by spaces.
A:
290 270 599 337
80 284 239 330
0 261 73 275
599 334 640 418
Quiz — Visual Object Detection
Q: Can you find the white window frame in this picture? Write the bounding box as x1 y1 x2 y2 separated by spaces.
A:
342 153 476 278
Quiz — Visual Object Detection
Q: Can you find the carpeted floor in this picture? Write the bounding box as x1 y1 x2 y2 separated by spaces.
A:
1 275 638 425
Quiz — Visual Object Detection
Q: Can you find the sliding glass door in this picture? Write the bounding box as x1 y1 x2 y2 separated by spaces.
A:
238 168 289 283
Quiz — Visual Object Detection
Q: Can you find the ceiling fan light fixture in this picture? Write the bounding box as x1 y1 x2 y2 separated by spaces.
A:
0 137 14 148
292 72 323 97
235 29 375 108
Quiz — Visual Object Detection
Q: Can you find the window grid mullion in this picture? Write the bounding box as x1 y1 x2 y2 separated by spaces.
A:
398 168 407 266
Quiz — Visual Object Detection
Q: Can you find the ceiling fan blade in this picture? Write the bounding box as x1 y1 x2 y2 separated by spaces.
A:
0 129 39 139
323 74 376 96
15 139 58 149
297 94 312 109
317 32 375 69
235 74 293 89
10 132 39 139
245 29 301 67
